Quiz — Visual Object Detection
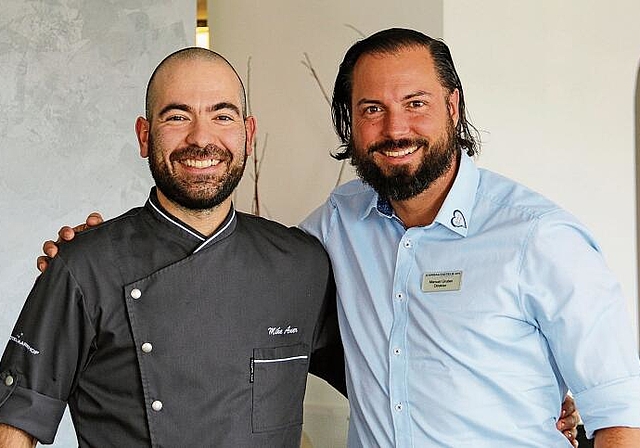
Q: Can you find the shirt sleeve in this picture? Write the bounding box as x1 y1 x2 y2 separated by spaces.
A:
519 209 640 438
0 256 96 444
299 197 336 245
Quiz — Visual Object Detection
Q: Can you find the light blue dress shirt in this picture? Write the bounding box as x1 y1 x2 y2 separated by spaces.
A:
301 152 640 447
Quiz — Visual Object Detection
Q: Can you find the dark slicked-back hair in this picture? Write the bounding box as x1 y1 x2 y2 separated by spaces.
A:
145 47 247 120
331 28 479 160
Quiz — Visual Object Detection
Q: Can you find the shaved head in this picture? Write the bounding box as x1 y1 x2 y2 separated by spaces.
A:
145 47 247 120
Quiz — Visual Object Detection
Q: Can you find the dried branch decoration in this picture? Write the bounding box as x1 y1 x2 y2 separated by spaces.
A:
301 25 365 187
245 56 267 216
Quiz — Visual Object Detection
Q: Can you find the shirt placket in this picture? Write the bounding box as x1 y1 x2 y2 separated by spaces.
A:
388 229 416 448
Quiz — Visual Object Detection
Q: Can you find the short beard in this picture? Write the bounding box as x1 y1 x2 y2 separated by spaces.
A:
148 134 246 210
350 118 457 201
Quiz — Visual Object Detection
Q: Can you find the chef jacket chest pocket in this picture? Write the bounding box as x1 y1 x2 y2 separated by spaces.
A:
250 343 309 433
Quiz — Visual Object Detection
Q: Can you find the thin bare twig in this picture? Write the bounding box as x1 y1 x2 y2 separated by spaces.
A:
301 53 331 106
246 56 267 216
344 24 366 38
301 53 347 187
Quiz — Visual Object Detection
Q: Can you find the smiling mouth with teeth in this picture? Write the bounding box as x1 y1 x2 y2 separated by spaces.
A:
381 146 420 158
181 159 221 168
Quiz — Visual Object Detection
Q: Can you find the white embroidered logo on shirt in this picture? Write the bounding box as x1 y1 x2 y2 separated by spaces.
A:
268 325 299 336
451 210 467 228
9 333 40 355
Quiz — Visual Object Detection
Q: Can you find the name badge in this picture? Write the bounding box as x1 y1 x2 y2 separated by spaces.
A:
422 271 462 293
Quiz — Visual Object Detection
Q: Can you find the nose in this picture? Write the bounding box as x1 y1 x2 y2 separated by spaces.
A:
185 117 212 148
382 109 410 140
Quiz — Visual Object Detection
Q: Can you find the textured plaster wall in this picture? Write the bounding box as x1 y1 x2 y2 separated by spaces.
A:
0 1 193 445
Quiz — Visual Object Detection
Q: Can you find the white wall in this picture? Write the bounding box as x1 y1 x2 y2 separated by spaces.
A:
0 1 194 445
443 0 640 343
209 0 444 226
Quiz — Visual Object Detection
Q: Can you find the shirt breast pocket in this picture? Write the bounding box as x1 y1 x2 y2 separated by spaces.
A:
250 343 309 433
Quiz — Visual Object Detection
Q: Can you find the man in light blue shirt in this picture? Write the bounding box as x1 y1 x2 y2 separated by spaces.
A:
301 28 640 447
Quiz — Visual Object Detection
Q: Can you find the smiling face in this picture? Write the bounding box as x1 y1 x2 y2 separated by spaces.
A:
349 46 460 201
136 56 255 211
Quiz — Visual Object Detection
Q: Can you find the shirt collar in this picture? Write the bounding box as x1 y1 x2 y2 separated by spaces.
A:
145 187 237 252
361 151 479 236
359 187 395 221
432 151 479 237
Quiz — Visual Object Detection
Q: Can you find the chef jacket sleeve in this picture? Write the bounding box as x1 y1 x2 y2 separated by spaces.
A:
308 267 347 397
0 255 97 444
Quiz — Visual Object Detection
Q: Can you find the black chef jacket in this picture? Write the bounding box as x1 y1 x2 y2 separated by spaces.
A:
0 189 344 447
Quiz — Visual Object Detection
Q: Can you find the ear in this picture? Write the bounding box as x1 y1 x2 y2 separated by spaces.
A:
448 88 460 127
244 115 257 157
135 116 150 158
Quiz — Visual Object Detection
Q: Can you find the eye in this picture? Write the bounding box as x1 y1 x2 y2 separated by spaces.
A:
215 114 234 122
165 114 188 122
363 105 382 115
408 100 426 109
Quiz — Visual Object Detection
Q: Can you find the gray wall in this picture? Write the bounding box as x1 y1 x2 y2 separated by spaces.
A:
0 1 194 445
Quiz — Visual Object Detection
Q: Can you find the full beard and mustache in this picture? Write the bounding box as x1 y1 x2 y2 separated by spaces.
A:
147 133 247 211
350 116 457 201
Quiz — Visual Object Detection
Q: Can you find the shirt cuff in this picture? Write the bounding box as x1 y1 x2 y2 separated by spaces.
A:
575 375 640 438
0 372 66 444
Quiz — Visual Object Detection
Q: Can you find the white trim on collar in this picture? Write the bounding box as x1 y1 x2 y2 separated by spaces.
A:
194 208 236 254
149 199 205 242
149 199 236 253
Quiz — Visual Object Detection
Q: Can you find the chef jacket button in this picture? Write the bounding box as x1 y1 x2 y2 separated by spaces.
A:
130 288 142 299
141 342 153 353
4 375 14 386
152 400 163 411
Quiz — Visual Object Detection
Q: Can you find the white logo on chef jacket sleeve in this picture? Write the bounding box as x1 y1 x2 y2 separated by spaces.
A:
9 333 40 355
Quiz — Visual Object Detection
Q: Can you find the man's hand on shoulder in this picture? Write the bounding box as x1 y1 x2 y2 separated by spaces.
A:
557 395 580 447
37 212 104 272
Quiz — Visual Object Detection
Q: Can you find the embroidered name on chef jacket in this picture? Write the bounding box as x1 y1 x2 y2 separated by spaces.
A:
422 271 462 293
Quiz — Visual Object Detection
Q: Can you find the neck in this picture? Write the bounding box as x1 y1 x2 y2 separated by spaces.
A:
156 190 232 236
389 154 460 228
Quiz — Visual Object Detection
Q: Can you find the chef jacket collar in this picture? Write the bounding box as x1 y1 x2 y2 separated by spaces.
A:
146 187 237 253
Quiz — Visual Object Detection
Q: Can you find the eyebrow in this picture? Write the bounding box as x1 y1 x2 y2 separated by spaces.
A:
355 90 434 107
158 101 242 117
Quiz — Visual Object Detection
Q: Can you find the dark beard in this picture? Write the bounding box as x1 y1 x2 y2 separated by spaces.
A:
350 119 456 201
148 134 246 210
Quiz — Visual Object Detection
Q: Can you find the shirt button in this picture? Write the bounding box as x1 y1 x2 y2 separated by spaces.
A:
151 400 163 411
395 402 403 412
403 240 412 248
393 348 402 356
395 293 404 302
141 342 153 353
130 288 142 299
4 375 14 386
